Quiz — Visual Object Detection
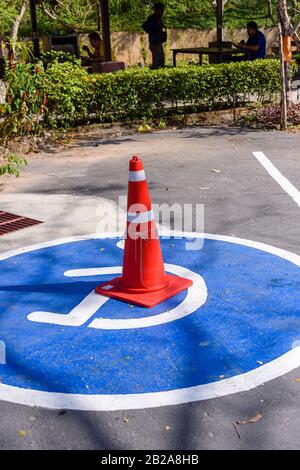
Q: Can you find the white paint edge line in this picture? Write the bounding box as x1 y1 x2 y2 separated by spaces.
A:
1 231 300 268
0 346 299 411
253 151 300 208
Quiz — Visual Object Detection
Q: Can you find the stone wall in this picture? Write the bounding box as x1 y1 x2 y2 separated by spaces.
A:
38 27 279 66
109 27 279 65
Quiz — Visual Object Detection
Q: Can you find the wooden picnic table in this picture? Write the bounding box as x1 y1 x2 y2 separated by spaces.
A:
171 47 245 67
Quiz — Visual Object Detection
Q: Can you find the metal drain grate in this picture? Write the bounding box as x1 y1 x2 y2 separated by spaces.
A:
0 211 43 236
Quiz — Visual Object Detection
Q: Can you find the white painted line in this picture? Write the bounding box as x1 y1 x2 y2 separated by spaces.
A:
116 239 125 250
0 340 6 365
65 267 122 277
88 264 207 330
253 151 300 208
0 345 299 411
27 290 110 327
65 264 207 330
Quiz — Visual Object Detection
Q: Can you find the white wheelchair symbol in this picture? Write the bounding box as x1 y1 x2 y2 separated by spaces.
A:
27 264 207 330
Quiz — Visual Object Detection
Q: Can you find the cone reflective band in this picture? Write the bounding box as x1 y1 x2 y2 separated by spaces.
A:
128 170 146 182
95 155 193 308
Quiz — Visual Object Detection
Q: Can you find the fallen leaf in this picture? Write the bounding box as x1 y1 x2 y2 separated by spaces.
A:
138 124 152 133
236 413 263 425
19 430 26 437
295 378 300 382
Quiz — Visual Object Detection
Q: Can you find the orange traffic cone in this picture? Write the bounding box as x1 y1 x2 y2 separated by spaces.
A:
95 156 193 307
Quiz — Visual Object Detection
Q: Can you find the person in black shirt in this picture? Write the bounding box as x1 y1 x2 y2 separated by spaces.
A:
142 2 167 69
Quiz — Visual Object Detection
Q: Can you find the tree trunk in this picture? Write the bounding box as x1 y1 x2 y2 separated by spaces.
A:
96 0 101 32
278 20 288 130
10 0 29 54
278 0 300 36
267 0 273 19
277 0 296 130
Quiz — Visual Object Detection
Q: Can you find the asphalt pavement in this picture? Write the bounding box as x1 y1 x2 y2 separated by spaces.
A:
0 126 299 450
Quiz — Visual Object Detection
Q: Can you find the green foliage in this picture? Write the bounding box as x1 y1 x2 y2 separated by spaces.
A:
43 59 284 126
42 59 94 128
41 50 82 66
0 61 47 139
0 2 18 35
0 154 27 177
2 0 299 37
1 58 293 134
87 60 284 123
106 0 280 31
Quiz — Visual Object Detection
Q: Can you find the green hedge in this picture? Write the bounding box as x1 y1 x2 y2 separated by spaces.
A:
43 59 285 129
91 59 283 122
0 59 292 136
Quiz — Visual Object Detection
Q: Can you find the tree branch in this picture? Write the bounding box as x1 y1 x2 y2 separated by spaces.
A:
11 0 29 43
277 0 300 35
41 3 78 32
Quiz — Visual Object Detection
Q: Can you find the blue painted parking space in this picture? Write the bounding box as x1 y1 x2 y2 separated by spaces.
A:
0 233 300 410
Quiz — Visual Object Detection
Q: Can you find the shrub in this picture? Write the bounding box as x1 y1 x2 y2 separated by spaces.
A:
42 60 94 128
40 50 82 66
1 58 293 135
0 61 47 139
45 59 286 126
